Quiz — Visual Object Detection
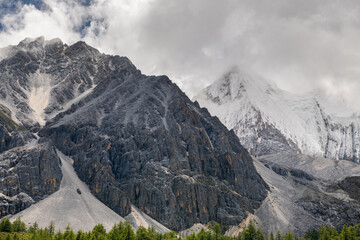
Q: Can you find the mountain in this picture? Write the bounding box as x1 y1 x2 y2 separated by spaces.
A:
194 67 360 234
0 37 268 231
194 67 360 163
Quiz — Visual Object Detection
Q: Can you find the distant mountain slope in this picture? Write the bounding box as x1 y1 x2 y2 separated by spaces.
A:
194 67 360 162
0 37 268 231
226 155 360 236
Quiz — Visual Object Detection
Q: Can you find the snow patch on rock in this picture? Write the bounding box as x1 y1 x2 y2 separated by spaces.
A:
27 72 52 126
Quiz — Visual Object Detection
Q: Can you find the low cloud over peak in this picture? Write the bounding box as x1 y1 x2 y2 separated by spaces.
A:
0 0 359 111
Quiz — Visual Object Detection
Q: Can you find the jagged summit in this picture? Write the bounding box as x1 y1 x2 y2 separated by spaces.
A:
64 40 102 59
201 67 287 109
195 67 360 162
0 37 139 129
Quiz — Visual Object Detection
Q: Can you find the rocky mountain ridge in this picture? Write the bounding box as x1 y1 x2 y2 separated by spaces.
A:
0 37 268 231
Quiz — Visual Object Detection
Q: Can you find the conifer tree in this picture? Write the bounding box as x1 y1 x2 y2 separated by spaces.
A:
92 223 107 240
123 222 136 240
136 226 151 240
76 230 86 240
242 221 257 240
213 222 222 240
28 222 39 234
275 231 283 240
0 217 13 233
269 231 275 240
12 217 26 232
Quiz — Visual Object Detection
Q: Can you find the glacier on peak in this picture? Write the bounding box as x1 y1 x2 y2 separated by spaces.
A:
194 67 360 162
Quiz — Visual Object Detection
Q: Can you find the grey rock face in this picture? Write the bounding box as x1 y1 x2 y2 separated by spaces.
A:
257 154 360 233
0 98 62 217
322 121 360 162
0 37 268 231
336 176 360 201
0 140 62 217
231 108 300 157
297 193 360 229
262 161 316 181
0 192 34 217
0 105 34 153
40 70 268 231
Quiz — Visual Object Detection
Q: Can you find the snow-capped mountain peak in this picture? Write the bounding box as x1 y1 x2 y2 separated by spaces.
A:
204 67 279 104
195 68 360 162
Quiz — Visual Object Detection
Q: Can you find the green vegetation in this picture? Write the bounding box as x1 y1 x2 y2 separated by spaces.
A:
0 110 26 131
0 217 360 240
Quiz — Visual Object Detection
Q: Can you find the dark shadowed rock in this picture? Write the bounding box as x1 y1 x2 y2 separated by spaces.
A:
0 192 34 217
337 176 360 201
0 139 62 217
297 190 360 229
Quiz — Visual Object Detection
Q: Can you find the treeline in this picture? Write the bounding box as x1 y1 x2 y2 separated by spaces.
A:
0 217 360 240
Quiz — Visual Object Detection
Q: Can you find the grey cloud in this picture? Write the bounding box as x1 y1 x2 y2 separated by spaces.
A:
0 0 359 110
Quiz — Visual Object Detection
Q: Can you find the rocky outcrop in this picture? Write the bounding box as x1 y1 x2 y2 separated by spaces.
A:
0 96 62 217
0 106 33 153
0 140 62 217
0 192 34 217
262 158 360 230
330 176 360 202
226 155 360 236
297 191 360 229
323 121 360 162
262 160 316 181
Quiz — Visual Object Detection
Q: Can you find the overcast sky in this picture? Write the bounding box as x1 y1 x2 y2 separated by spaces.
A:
0 0 359 110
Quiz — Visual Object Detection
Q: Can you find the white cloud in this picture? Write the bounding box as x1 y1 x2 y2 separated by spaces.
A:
0 0 359 111
0 1 81 45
